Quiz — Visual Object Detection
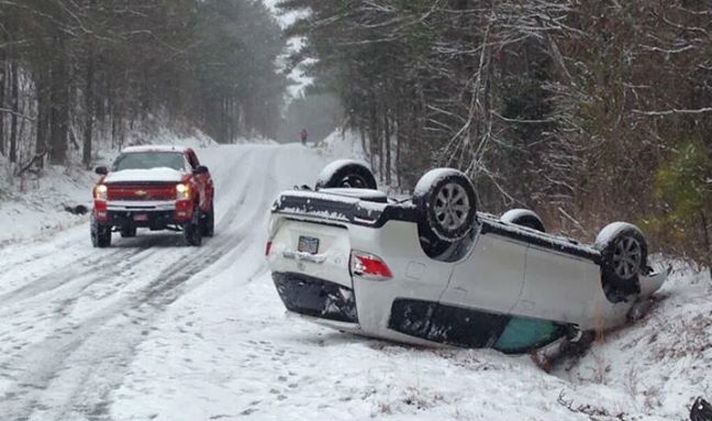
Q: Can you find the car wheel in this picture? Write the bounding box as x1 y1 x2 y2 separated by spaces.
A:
184 206 203 247
91 217 112 248
315 160 377 190
413 168 477 242
595 222 647 302
120 225 137 238
501 209 546 232
201 202 215 237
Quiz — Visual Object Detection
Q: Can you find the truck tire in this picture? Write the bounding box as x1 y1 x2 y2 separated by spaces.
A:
202 202 215 237
120 225 137 238
184 206 203 247
91 217 112 248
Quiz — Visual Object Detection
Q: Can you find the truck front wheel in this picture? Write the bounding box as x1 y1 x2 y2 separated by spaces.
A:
91 217 112 248
201 202 215 237
184 205 203 247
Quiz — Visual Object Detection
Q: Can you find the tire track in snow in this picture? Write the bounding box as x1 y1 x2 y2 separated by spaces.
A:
0 146 280 421
0 248 144 309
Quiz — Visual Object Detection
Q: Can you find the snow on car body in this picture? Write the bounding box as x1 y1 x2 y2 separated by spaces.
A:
266 161 667 352
91 145 215 247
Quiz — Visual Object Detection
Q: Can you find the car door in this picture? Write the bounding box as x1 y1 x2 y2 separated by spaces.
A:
440 231 527 316
510 245 603 326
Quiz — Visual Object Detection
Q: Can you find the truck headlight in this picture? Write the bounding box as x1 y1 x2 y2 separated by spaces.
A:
94 184 108 201
176 183 190 200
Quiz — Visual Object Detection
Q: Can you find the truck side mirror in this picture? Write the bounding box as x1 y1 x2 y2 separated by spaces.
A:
95 166 108 175
194 165 208 175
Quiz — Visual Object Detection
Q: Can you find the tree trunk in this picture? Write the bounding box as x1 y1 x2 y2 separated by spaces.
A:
49 38 69 165
395 103 401 188
384 111 391 185
368 97 378 171
701 211 711 279
83 48 95 168
0 56 5 157
35 68 48 162
9 60 18 163
359 125 368 159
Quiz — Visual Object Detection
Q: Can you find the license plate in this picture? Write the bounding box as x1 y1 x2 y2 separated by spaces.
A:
298 236 319 254
133 213 149 222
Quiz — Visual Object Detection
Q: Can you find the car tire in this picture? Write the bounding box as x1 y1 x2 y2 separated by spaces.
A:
91 217 112 248
595 222 647 302
184 205 203 247
315 160 377 190
202 202 215 237
501 209 546 232
413 168 477 242
120 225 137 238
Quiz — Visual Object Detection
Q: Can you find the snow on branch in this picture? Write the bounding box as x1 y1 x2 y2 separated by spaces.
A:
632 107 712 116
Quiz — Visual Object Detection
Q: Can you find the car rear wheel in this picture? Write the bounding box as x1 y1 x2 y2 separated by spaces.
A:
595 222 647 302
91 217 112 248
501 209 546 232
414 168 477 243
315 160 377 190
202 202 215 237
184 206 203 247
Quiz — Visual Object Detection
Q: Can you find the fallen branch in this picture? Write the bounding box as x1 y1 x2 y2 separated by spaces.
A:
556 391 626 419
15 151 47 176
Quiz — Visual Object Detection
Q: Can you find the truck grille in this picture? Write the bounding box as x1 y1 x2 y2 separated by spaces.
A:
107 183 176 201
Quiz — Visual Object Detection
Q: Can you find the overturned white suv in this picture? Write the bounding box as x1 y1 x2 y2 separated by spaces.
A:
266 160 667 353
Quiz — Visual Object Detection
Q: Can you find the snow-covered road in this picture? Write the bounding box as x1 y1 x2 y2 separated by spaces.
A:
0 144 707 421
0 144 329 421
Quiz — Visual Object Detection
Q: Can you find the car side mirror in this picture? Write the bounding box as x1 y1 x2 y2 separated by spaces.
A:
95 166 108 175
193 165 208 175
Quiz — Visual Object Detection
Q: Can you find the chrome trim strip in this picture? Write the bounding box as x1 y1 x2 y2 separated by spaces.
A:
107 200 176 211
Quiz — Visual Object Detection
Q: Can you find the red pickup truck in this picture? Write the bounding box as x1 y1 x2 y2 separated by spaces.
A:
91 145 215 247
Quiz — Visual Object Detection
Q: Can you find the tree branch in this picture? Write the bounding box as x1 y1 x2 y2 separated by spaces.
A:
632 107 712 116
0 107 35 121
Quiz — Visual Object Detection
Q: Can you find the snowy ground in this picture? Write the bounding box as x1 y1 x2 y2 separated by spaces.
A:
0 142 709 421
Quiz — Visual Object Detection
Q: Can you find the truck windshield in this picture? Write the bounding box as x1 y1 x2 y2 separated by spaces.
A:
113 152 186 172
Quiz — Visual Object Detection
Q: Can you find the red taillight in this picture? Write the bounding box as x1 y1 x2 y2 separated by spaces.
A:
350 250 392 280
265 241 272 256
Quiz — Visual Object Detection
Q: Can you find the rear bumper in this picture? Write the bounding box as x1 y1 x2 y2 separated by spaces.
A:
272 272 358 323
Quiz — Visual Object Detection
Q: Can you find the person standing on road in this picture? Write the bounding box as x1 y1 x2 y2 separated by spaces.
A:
300 128 308 145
